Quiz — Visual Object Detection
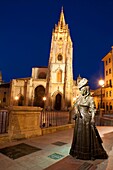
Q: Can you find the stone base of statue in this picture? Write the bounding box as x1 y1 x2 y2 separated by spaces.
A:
8 106 42 140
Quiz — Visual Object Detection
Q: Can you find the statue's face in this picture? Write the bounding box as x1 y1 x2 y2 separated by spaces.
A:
80 86 87 96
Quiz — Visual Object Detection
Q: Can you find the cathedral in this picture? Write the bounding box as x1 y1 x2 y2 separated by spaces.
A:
0 8 80 110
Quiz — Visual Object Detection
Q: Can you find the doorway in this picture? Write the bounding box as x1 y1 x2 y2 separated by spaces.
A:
54 93 62 110
34 85 45 108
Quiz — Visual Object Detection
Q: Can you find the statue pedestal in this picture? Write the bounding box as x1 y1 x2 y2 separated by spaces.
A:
8 106 42 140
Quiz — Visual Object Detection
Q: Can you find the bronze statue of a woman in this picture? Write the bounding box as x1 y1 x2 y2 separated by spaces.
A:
69 78 108 160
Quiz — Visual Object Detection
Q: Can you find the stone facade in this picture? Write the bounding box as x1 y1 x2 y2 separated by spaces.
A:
101 46 113 112
5 8 81 111
93 46 113 112
0 83 10 108
0 8 83 111
45 8 73 110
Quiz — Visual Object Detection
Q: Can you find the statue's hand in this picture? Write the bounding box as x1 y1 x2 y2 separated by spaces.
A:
72 114 78 120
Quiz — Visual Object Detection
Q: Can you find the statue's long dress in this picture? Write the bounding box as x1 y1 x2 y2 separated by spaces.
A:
69 96 108 160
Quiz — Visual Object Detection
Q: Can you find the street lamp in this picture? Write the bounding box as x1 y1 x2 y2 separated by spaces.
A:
14 96 19 105
42 96 46 127
42 96 46 111
15 96 19 101
99 79 104 108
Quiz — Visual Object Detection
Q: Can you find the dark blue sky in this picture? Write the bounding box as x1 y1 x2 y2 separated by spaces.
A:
0 0 113 89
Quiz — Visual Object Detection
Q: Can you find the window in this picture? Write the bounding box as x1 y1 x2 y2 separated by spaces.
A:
109 68 111 74
57 70 62 82
57 54 63 61
106 91 108 97
109 58 111 63
109 91 112 97
110 103 112 110
60 21 63 29
109 79 112 87
106 70 108 76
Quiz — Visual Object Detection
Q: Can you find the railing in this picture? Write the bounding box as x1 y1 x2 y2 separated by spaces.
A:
103 114 113 118
40 111 70 128
0 110 9 134
100 117 113 126
95 109 113 126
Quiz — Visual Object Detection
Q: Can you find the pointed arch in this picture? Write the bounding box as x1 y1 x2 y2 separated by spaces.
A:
54 93 62 110
34 85 45 107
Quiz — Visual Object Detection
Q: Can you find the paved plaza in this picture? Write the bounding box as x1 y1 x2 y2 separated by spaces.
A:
0 126 113 170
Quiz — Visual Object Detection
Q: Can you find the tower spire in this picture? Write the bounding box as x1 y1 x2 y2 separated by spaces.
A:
58 6 66 28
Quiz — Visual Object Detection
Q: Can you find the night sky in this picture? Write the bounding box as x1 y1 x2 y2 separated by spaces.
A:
0 0 113 89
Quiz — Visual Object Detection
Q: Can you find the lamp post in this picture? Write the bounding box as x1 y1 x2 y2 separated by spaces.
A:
98 79 104 109
42 96 46 127
43 96 46 111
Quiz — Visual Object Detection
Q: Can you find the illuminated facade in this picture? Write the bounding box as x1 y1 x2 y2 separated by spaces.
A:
93 46 113 112
7 8 80 110
101 46 113 112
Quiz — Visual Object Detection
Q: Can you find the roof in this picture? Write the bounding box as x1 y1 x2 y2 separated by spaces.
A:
0 83 10 88
102 50 112 61
33 66 48 68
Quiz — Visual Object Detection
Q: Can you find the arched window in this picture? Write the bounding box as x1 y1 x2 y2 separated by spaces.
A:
57 70 62 82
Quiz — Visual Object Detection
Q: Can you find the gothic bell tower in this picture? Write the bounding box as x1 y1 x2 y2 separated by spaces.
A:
45 7 73 110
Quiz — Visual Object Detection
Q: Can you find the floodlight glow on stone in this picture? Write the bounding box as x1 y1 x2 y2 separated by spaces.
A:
15 96 19 100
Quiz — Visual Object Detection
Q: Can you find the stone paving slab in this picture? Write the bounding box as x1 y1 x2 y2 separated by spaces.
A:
44 155 98 170
0 126 113 170
0 143 42 160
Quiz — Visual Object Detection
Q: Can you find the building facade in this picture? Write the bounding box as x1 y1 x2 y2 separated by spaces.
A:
102 46 113 112
2 8 113 112
0 8 80 111
93 46 113 113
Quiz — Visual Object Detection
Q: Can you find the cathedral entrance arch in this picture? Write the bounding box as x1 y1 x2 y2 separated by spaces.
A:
54 93 62 110
34 85 45 108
